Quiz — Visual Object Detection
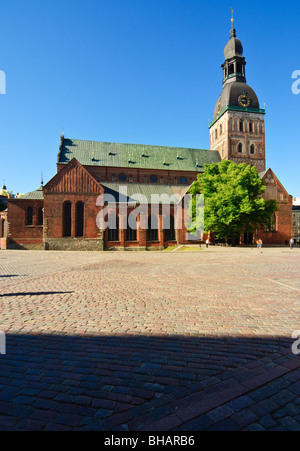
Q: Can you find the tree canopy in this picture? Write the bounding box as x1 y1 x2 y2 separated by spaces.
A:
188 160 279 240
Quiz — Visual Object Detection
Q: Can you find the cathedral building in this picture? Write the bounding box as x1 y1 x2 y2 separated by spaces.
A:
5 24 292 251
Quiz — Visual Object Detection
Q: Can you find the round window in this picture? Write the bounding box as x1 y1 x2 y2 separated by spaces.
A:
180 177 187 184
150 175 158 183
119 173 126 182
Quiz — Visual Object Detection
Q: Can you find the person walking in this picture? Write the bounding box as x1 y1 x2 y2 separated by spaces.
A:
206 238 210 249
290 238 295 249
257 239 263 249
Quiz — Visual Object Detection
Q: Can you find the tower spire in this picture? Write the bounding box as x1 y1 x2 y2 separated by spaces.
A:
230 8 234 29
230 8 236 38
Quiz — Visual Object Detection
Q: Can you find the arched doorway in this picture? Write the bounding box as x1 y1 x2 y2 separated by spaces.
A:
1 219 6 238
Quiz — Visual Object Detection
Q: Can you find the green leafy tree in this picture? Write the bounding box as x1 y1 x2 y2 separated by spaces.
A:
188 160 279 241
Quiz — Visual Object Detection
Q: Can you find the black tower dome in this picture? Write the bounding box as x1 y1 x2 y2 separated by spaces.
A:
212 26 260 121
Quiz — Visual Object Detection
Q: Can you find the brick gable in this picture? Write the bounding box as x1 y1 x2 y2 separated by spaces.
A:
44 158 104 195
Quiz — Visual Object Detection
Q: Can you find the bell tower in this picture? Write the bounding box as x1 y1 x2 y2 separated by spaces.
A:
209 16 266 173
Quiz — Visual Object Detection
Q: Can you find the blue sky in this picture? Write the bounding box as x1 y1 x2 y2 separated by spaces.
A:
0 0 299 196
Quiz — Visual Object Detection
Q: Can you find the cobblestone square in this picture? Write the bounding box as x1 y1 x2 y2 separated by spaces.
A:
0 247 299 431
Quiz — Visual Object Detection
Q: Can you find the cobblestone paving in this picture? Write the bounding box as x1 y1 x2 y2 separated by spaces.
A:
0 248 299 431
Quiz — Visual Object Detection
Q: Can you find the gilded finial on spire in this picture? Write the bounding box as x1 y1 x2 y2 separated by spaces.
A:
230 8 234 28
229 7 236 38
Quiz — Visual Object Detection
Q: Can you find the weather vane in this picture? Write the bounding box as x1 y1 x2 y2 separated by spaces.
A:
230 8 234 28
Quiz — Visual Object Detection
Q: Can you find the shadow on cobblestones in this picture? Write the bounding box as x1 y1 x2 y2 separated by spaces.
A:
0 292 74 298
0 333 297 431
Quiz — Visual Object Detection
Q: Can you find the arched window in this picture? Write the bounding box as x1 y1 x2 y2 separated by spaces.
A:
239 120 244 132
220 124 223 135
26 207 33 226
126 215 137 241
249 122 253 133
38 207 43 226
63 202 72 237
271 214 277 232
164 215 176 241
108 214 119 241
238 143 243 153
215 129 218 140
76 202 84 237
250 144 255 155
148 215 159 242
266 214 277 232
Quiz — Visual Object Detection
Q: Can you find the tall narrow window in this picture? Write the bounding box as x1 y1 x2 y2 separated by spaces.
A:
238 143 243 153
108 214 119 241
249 122 253 133
239 120 244 132
164 215 176 241
126 216 137 241
250 144 255 155
63 202 72 237
38 207 43 226
76 202 84 237
26 207 33 226
148 215 159 242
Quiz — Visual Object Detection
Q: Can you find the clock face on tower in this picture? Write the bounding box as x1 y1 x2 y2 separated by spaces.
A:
216 101 223 114
238 94 251 108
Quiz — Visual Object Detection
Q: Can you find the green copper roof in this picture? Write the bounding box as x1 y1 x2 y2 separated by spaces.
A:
58 138 221 172
21 187 44 200
101 182 189 204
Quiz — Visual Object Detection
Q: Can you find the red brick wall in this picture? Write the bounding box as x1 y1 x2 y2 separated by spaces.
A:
44 194 100 239
7 199 44 247
57 163 199 186
258 196 293 245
